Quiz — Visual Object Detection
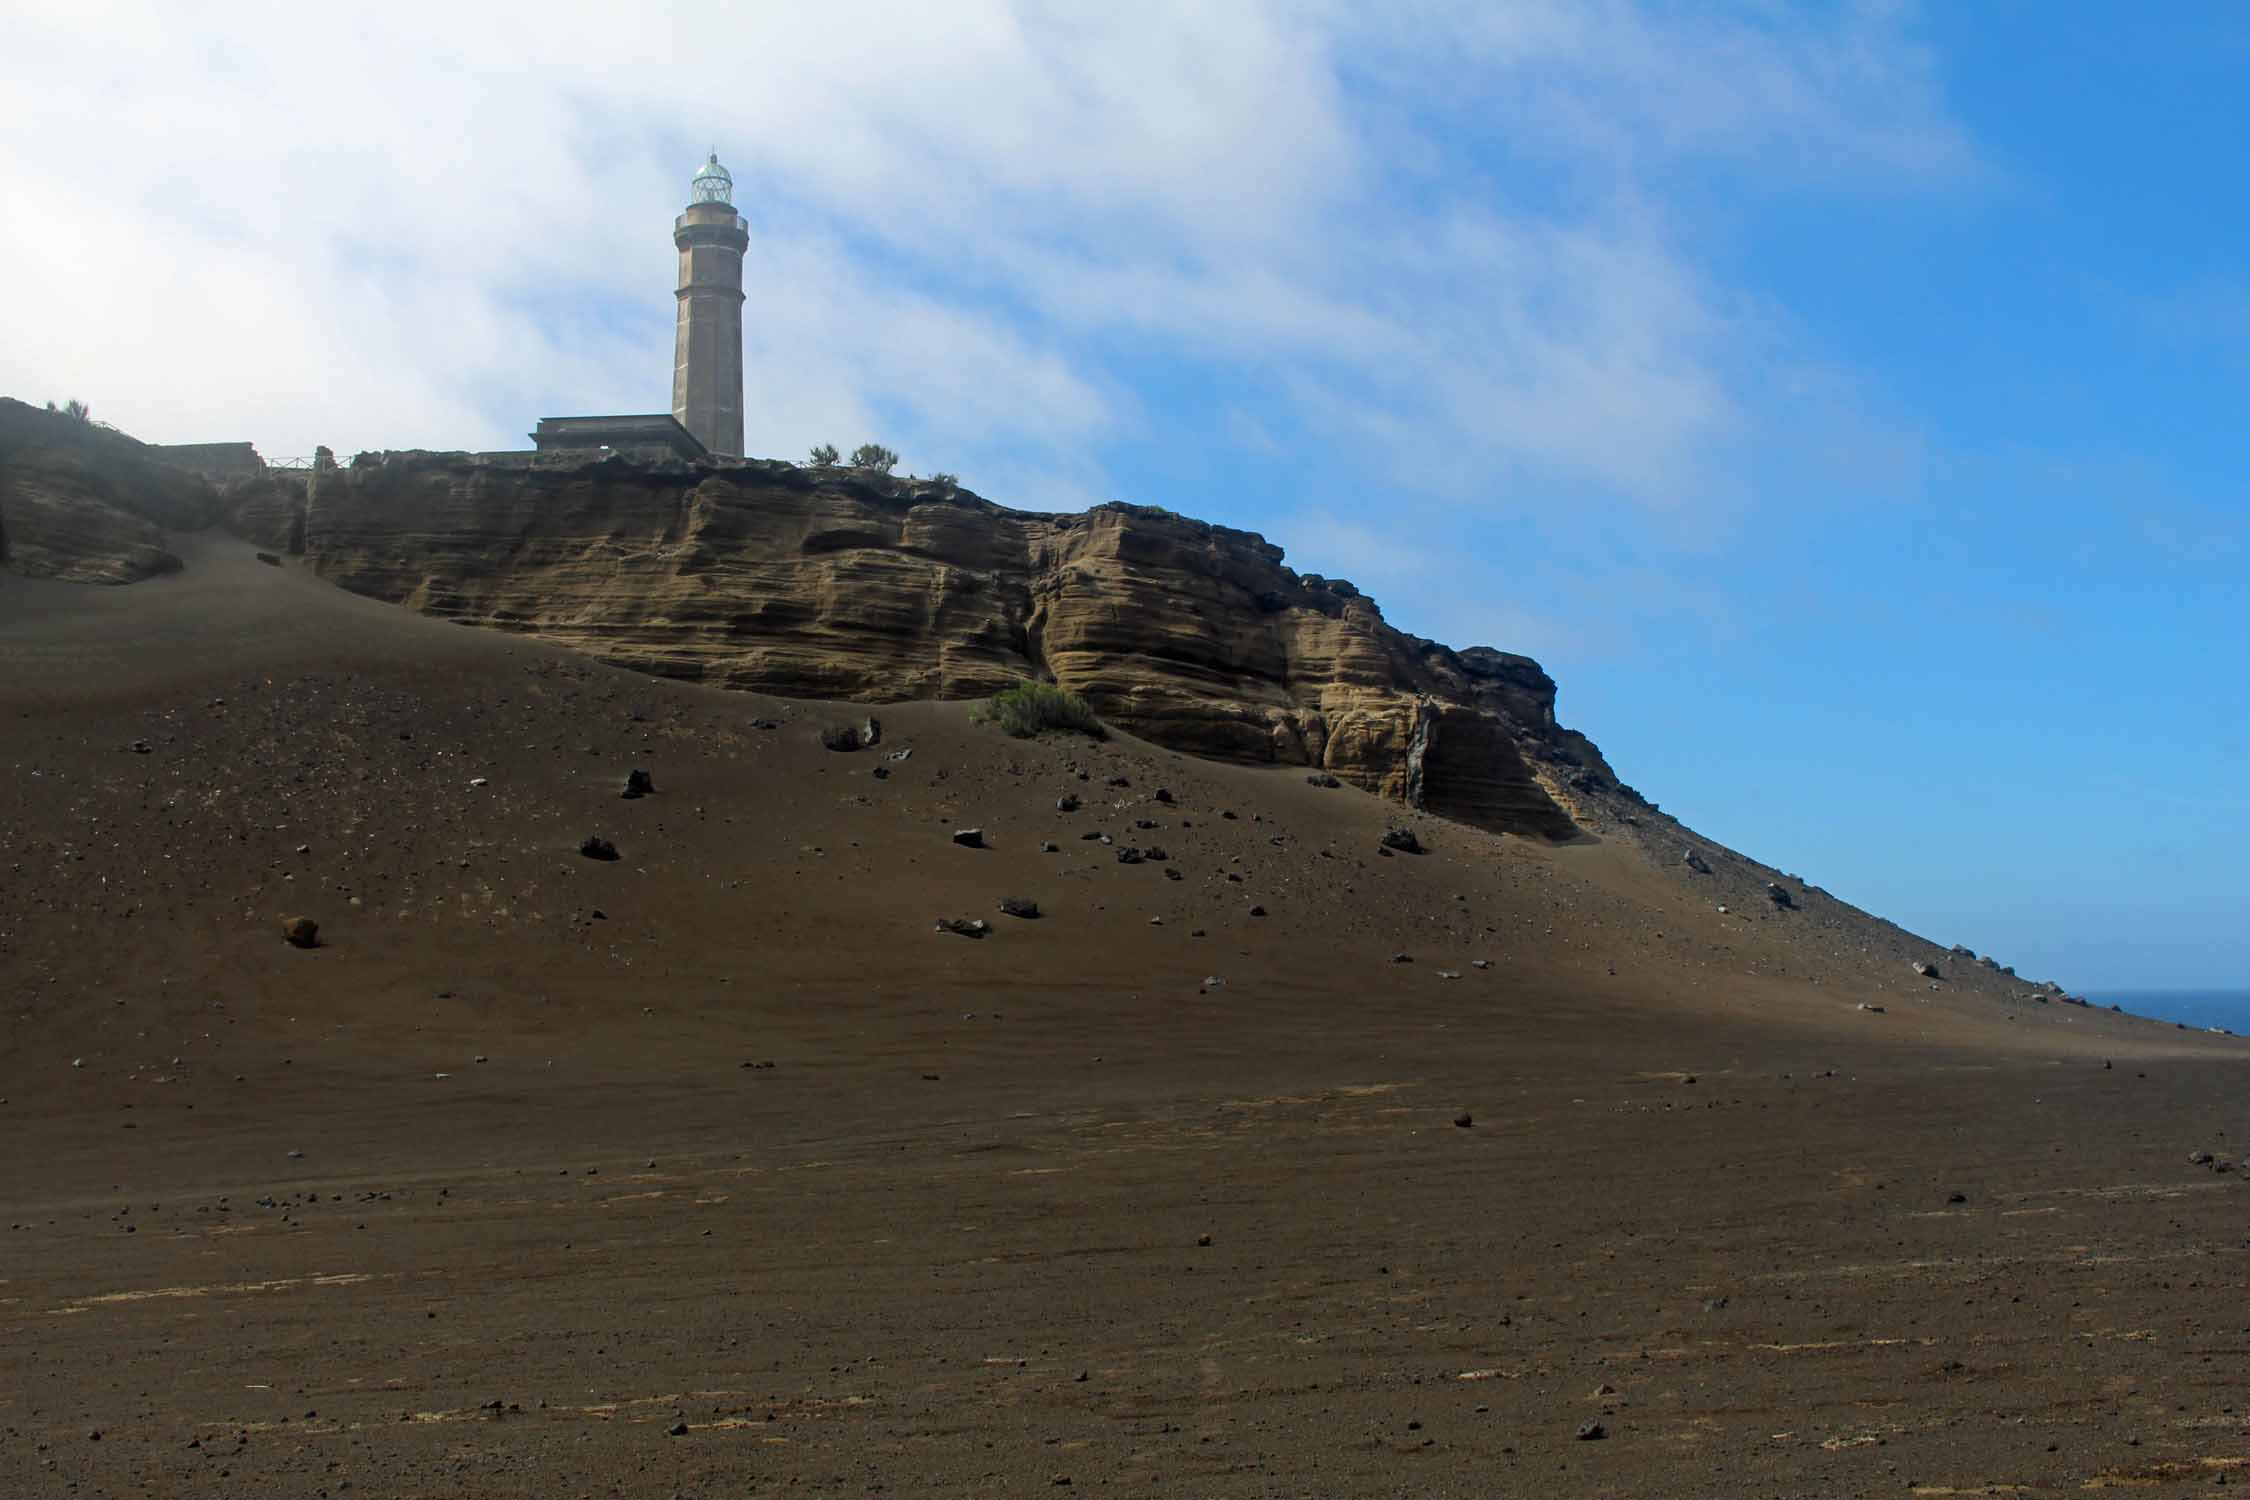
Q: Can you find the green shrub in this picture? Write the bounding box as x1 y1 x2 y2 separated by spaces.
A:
850 442 899 474
808 442 839 466
978 681 1105 740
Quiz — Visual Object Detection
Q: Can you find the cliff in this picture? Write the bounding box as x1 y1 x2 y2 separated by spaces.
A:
0 398 216 583
217 450 1634 838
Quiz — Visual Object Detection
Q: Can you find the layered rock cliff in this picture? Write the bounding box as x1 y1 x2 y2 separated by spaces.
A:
0 398 215 583
219 450 1636 838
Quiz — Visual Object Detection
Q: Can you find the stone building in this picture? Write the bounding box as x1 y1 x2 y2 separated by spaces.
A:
529 414 706 461
671 153 748 457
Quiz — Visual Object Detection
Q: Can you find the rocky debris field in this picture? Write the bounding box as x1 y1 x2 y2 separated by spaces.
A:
1 536 2243 1497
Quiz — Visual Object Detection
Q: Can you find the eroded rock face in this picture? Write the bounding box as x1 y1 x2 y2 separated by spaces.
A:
0 399 214 583
265 451 1625 836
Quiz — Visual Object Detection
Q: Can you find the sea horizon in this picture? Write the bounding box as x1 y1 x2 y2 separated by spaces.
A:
2084 988 2250 1037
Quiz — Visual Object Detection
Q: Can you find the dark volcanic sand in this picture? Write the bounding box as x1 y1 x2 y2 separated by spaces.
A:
3 537 2244 1497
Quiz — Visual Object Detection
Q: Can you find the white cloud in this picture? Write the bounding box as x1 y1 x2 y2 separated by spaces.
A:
0 1 1964 517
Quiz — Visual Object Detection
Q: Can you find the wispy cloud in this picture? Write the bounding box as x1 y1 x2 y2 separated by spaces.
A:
0 1 1963 515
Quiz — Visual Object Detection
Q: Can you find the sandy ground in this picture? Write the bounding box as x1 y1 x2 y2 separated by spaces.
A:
3 536 2244 1497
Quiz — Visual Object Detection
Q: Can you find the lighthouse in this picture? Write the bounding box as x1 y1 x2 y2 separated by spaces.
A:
671 152 748 458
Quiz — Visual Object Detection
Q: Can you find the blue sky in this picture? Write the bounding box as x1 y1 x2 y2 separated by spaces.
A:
2 2 2243 988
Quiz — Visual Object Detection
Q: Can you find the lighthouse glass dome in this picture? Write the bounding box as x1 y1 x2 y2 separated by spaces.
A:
690 153 734 206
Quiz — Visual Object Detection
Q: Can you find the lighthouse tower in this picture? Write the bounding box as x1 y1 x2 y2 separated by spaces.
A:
671 152 748 457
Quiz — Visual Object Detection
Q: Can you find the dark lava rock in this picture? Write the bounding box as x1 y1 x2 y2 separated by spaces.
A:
254 551 281 566
1143 846 1168 861
1040 840 1060 853
1576 1421 1606 1441
1682 847 1711 874
1391 952 1414 964
951 828 986 849
2189 1150 2215 1165
579 836 620 862
1056 794 1081 813
1163 866 1182 881
1153 787 1174 804
998 897 1041 919
1948 1191 1967 1204
934 917 990 939
1306 772 1342 789
280 916 320 949
1766 882 1795 909
1115 847 1144 865
1379 827 1423 855
1248 904 1267 917
668 1422 689 1437
1453 1112 1473 1128
1911 960 1941 979
820 717 881 752
622 767 655 799
872 766 890 780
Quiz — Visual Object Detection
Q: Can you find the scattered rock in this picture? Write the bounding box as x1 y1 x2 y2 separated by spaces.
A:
1379 827 1423 855
1196 1233 1212 1247
820 718 881 752
1576 1421 1606 1441
254 551 281 566
578 836 619 862
1306 773 1342 789
871 766 890 780
1247 904 1267 917
1947 1192 1967 1204
1438 970 1461 980
1115 847 1144 865
951 828 986 849
1765 882 1795 909
1470 959 1491 970
467 776 488 788
1153 787 1174 804
1391 952 1414 964
1911 961 1941 979
1858 1002 1885 1014
1163 866 1182 881
280 915 320 948
2189 1150 2215 1166
667 1422 689 1437
998 897 1041 919
887 747 912 762
1056 794 1081 812
1682 848 1712 874
934 917 990 939
621 767 655 798
1039 840 1060 853
1453 1112 1474 1128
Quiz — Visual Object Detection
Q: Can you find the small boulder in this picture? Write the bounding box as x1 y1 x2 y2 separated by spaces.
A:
1765 882 1795 909
1911 960 1941 979
951 828 986 849
934 917 990 939
621 767 655 799
998 897 1041 919
820 717 882 752
579 836 620 862
1306 772 1342 789
280 916 320 948
1153 787 1174 804
1056 794 1081 813
1379 827 1423 855
1682 848 1711 874
254 551 281 567
1115 847 1144 865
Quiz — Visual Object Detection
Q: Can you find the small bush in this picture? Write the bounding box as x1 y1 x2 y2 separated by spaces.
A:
850 442 899 474
808 442 839 466
978 681 1105 740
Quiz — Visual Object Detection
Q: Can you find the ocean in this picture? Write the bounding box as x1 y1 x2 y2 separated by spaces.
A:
2085 989 2250 1036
